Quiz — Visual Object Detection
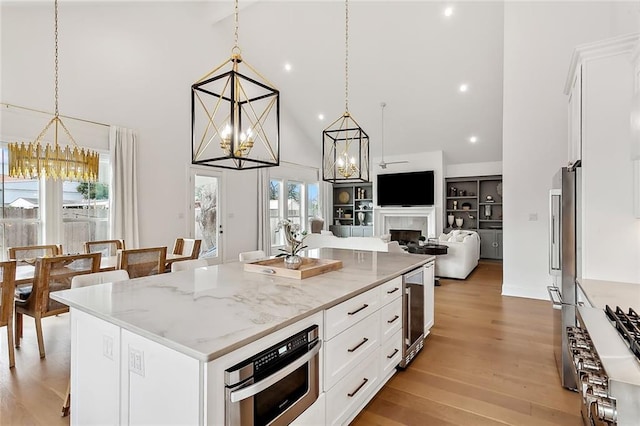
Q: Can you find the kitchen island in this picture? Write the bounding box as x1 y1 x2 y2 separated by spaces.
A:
52 248 434 425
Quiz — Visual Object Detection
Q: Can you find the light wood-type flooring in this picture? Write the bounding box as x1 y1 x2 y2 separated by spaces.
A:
0 260 582 425
353 260 583 425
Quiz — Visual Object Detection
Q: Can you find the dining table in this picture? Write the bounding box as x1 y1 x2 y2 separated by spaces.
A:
15 252 194 286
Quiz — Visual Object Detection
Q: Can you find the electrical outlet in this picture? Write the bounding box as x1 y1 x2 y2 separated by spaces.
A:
103 335 113 360
529 213 538 221
129 347 145 376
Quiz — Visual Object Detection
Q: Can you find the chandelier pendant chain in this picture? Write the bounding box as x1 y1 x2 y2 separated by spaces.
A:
233 0 240 53
344 0 349 113
54 0 59 118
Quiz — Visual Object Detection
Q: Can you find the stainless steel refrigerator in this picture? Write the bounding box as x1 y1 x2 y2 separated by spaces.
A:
548 165 581 391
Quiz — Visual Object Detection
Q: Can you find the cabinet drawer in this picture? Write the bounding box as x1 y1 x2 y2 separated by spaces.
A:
324 311 380 391
380 329 402 379
380 297 402 342
380 276 402 306
325 286 380 340
326 348 380 426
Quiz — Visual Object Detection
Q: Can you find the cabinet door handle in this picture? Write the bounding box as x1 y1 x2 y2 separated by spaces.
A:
348 304 369 316
347 337 369 353
387 315 399 324
386 287 399 294
386 348 399 359
347 378 369 398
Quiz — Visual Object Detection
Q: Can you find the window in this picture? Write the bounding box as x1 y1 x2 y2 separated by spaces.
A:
62 153 111 254
0 147 41 257
270 177 319 252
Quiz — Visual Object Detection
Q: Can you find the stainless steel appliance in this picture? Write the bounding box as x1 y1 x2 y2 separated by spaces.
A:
399 266 424 368
568 305 640 426
224 325 321 425
548 165 582 391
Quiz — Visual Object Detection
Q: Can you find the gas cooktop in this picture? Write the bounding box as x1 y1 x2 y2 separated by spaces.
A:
605 306 640 361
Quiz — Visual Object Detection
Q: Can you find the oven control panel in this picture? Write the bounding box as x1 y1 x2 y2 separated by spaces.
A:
254 332 310 373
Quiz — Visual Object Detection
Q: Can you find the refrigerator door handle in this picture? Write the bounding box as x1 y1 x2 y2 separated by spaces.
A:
547 286 563 308
549 189 562 275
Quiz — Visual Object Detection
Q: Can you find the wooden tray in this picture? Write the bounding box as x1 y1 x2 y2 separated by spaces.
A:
244 257 343 280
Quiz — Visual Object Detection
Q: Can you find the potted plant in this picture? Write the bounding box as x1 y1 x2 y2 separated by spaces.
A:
275 219 308 270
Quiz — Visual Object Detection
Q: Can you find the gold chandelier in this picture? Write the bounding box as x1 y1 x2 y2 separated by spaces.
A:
191 0 280 170
8 0 99 182
322 0 369 183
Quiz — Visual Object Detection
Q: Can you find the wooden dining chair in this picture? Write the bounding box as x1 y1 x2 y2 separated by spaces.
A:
172 238 202 260
0 260 17 368
8 244 63 266
84 239 125 257
170 258 208 272
118 247 167 279
14 253 101 358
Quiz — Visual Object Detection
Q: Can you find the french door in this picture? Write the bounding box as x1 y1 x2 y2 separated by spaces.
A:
190 169 222 265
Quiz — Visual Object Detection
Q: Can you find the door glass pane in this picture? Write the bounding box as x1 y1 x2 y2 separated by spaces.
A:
62 154 110 254
0 146 41 259
287 181 303 229
270 179 283 247
194 174 218 260
307 183 320 221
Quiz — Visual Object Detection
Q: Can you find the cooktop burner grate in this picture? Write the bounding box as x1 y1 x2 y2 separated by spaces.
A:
605 305 640 361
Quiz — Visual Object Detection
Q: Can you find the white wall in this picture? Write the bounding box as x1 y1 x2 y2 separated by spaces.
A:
0 2 320 262
445 161 502 178
502 2 640 299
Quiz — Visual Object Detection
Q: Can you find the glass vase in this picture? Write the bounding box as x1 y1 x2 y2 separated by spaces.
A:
284 254 302 270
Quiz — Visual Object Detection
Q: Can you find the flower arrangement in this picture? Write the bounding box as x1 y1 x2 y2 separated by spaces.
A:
275 219 308 257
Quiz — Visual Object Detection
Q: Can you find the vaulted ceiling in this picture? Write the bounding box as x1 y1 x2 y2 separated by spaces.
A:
209 1 505 166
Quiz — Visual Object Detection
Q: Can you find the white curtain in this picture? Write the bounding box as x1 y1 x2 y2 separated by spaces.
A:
257 168 271 253
109 126 140 248
321 181 333 231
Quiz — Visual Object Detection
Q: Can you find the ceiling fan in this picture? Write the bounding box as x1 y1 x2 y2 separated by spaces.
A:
379 102 409 169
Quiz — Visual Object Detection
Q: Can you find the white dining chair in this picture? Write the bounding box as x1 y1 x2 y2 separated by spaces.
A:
238 250 266 262
171 259 208 272
71 269 130 288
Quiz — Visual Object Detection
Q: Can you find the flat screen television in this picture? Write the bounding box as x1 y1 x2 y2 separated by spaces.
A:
377 170 435 206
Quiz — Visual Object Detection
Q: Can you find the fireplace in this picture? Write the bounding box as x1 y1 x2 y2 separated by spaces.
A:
375 206 437 239
389 229 422 245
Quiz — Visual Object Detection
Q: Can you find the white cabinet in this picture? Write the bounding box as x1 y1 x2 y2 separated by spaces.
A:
70 310 201 426
121 330 201 426
423 261 435 334
322 275 404 425
324 310 380 390
70 310 121 426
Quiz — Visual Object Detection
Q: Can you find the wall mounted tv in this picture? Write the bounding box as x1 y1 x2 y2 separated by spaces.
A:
377 170 435 207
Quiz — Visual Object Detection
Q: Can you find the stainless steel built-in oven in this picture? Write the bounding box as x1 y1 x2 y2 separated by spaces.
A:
224 325 322 426
399 266 425 368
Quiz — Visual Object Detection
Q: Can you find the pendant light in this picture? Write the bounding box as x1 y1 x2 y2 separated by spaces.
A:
191 0 280 170
322 0 370 183
8 0 99 182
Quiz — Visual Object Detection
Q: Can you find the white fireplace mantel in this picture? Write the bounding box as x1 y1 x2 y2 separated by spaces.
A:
374 206 437 239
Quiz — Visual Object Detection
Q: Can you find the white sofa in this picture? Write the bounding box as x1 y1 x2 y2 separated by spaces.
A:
434 230 480 279
304 233 405 253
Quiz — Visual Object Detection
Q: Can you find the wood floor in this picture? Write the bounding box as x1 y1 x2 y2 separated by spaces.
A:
353 260 582 426
0 260 582 425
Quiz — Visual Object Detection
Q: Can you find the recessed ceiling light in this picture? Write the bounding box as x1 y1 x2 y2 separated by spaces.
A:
444 6 454 17
459 83 468 92
284 63 292 72
469 136 478 143
318 114 325 121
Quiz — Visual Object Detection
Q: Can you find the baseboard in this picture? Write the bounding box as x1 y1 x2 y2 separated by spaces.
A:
501 283 548 301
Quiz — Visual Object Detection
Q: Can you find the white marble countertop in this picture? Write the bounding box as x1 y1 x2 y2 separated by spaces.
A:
577 278 640 311
51 248 433 362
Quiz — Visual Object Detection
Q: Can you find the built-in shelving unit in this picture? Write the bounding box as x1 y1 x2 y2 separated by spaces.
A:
329 183 373 237
444 175 503 259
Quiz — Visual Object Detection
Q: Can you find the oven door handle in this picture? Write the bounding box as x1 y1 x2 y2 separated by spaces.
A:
229 340 322 403
547 286 563 308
